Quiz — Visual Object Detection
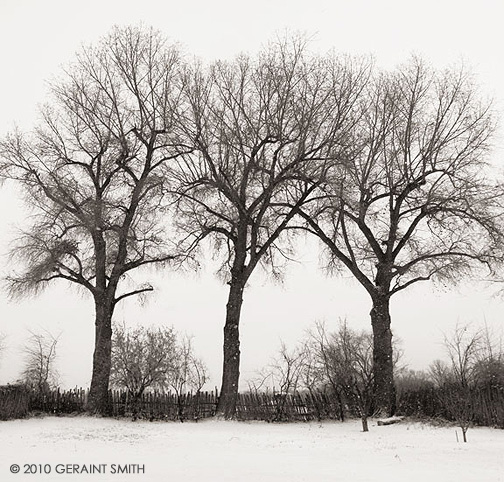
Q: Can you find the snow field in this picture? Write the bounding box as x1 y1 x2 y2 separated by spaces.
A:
0 416 503 482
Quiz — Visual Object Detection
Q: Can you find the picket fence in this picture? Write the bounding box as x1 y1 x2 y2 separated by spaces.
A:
25 388 344 422
2 385 504 427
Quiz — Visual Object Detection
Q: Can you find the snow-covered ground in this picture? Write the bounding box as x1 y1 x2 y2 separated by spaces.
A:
0 416 503 481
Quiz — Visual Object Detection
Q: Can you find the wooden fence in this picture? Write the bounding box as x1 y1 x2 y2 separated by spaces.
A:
0 385 30 420
235 391 343 422
2 384 504 427
397 385 504 428
25 388 344 422
29 388 88 415
108 390 218 421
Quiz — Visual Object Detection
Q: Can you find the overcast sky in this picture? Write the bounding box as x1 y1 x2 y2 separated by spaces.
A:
1 0 503 390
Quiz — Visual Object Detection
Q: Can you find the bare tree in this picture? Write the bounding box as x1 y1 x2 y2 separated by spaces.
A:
444 324 482 389
429 359 456 387
174 38 369 418
21 329 59 393
249 340 326 421
296 58 502 415
253 342 306 421
110 323 177 401
297 339 327 394
0 27 191 414
110 324 207 419
270 342 305 396
166 334 208 395
165 334 208 421
312 321 375 431
430 324 484 442
306 322 347 420
472 326 504 391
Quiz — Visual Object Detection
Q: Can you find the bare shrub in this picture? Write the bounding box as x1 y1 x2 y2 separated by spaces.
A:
110 323 208 420
21 330 59 393
430 324 484 442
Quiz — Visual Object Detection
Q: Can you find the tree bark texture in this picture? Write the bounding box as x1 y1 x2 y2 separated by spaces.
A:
370 295 396 416
86 299 114 415
216 276 245 419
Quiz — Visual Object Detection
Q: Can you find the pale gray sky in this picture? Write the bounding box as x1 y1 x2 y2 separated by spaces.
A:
0 0 503 390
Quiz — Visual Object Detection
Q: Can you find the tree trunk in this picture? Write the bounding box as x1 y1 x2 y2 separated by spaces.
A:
361 416 369 432
370 295 396 416
216 275 245 419
337 390 345 422
86 299 114 415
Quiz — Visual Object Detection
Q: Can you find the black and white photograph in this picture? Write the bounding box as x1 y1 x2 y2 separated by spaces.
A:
1 1 503 480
